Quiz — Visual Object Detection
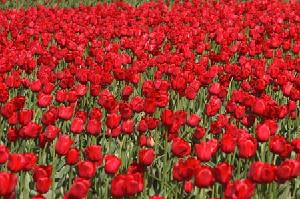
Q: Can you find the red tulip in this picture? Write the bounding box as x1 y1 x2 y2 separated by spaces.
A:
0 172 18 197
252 99 265 116
248 162 275 183
238 137 257 158
36 177 52 194
139 148 155 166
255 123 271 142
215 162 232 184
111 174 126 197
104 155 121 174
184 181 193 193
23 153 37 171
55 135 73 156
195 166 215 188
77 161 96 179
66 148 80 165
33 165 52 181
58 105 74 120
44 125 60 141
37 93 52 107
195 139 218 162
85 145 102 163
106 113 121 129
171 138 191 158
8 154 25 172
86 119 101 135
220 133 236 154
70 117 85 134
224 179 255 199
0 145 10 164
187 114 201 127
121 119 134 134
275 159 300 182
67 177 90 199
205 96 221 116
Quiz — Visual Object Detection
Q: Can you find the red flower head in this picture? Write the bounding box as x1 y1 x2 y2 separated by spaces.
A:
66 178 90 199
195 166 215 188
37 93 52 108
85 145 102 164
18 109 33 126
224 179 255 199
86 119 101 135
0 145 10 164
66 148 80 165
255 123 271 142
36 177 52 194
171 138 191 158
70 117 85 134
0 172 18 197
248 162 276 183
33 165 52 181
8 154 25 172
238 137 257 158
77 161 96 179
104 155 121 174
275 159 300 182
205 96 221 116
55 135 73 156
23 153 37 171
184 180 193 193
106 113 121 129
58 105 74 120
215 162 233 184
139 148 155 166
195 139 218 162
187 113 201 127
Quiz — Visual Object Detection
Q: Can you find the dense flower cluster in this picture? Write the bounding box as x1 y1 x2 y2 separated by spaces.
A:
0 0 300 198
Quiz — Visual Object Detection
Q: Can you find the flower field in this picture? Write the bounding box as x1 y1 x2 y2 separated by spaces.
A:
0 0 300 198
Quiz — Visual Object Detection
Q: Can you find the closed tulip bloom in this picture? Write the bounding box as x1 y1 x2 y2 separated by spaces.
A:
36 177 52 194
85 145 102 163
238 137 257 158
70 118 84 134
67 177 90 199
187 114 201 127
77 161 96 179
0 145 10 164
275 159 300 182
58 105 74 120
171 138 191 158
255 123 271 142
184 181 193 193
55 135 73 156
0 172 18 197
195 166 215 188
111 174 126 197
23 153 37 171
224 179 255 199
248 162 275 183
104 155 121 174
8 154 25 172
66 148 80 165
106 113 121 129
215 162 232 184
86 119 101 135
139 148 155 166
33 165 52 181
18 109 33 126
